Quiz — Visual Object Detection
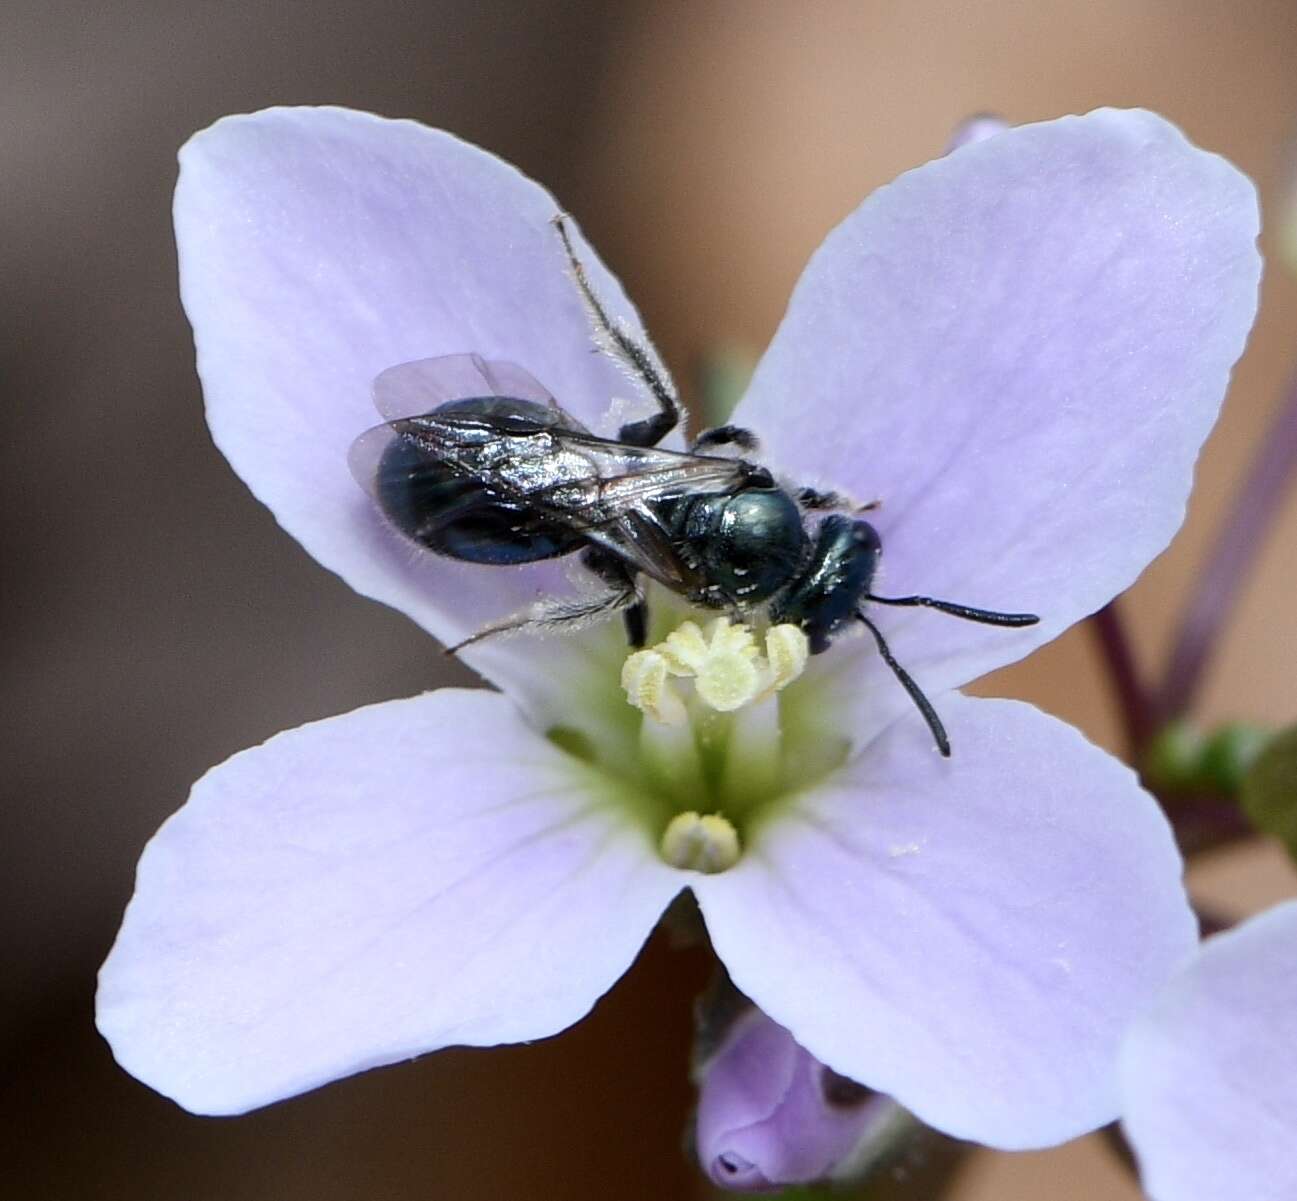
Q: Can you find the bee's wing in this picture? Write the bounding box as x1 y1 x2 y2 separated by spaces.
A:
518 440 749 509
351 409 749 592
523 439 752 589
349 403 576 508
348 422 403 502
583 509 699 590
371 353 576 423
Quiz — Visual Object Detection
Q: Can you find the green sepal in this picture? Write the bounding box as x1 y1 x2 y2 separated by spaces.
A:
1240 724 1297 855
1201 722 1272 795
1144 720 1270 796
1143 720 1206 793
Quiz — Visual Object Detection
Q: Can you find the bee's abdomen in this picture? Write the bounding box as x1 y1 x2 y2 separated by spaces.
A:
376 427 583 565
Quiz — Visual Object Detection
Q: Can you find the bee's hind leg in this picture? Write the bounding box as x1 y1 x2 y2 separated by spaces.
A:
445 548 644 656
552 214 680 448
444 585 641 656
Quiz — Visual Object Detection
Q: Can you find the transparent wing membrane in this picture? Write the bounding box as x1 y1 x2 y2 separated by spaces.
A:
371 353 563 421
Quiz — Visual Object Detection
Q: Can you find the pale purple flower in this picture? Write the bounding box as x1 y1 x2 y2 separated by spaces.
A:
1121 900 1297 1201
97 106 1259 1149
695 1006 893 1191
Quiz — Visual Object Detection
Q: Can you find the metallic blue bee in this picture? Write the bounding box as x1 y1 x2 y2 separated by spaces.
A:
351 217 1037 754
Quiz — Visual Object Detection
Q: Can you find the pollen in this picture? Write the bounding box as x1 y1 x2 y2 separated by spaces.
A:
659 811 741 874
621 618 809 724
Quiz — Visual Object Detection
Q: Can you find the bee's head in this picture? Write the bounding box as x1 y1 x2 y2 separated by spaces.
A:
770 516 881 653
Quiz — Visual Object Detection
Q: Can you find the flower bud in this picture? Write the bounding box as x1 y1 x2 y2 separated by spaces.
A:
1201 721 1271 795
946 113 1009 153
694 1008 882 1192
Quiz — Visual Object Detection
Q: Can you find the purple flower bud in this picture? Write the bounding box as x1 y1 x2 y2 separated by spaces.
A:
946 112 1009 152
695 1008 884 1192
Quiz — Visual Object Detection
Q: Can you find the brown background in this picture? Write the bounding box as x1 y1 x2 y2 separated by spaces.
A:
4 2 1296 1198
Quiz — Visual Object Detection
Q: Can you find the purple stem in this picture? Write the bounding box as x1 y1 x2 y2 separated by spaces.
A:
1158 368 1297 722
1090 600 1155 757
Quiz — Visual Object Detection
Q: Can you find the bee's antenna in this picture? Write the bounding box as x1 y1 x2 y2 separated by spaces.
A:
866 594 1040 627
855 611 951 757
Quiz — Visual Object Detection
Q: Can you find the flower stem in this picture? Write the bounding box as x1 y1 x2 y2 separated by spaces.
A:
1158 367 1297 721
1089 600 1154 758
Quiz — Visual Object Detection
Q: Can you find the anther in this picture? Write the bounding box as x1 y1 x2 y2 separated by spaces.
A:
621 649 687 726
622 618 809 723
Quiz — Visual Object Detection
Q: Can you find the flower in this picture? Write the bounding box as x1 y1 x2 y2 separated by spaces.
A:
1120 900 1297 1201
695 1004 898 1191
97 106 1259 1149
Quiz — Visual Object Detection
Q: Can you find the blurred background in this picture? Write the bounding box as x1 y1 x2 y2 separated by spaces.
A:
5 1 1297 1197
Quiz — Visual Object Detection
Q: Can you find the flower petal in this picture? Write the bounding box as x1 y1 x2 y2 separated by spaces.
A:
96 689 681 1114
693 693 1196 1148
696 1007 884 1191
734 108 1259 692
1120 901 1297 1201
175 106 666 702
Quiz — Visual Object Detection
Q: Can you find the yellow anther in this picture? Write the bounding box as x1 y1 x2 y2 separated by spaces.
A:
763 624 810 694
659 811 741 873
621 649 686 726
622 617 810 723
656 621 711 674
705 616 761 658
695 650 762 711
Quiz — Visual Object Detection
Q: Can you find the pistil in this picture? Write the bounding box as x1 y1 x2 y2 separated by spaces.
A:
620 617 811 871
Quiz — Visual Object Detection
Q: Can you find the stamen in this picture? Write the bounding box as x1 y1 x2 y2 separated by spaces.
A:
762 624 810 695
622 618 809 723
621 648 687 726
660 811 741 873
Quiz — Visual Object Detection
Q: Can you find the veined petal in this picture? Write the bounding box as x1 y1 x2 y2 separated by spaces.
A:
1120 901 1297 1201
96 689 681 1114
693 693 1196 1148
175 106 665 705
734 108 1260 695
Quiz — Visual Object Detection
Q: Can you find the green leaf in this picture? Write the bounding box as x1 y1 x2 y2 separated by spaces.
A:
1240 724 1297 855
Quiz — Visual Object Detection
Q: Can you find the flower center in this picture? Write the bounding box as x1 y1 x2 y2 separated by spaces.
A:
545 604 851 875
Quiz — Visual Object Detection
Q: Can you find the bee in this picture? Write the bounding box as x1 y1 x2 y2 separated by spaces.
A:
350 217 1038 755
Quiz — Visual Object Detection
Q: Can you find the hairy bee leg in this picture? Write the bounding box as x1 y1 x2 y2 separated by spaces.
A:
692 424 760 453
444 584 640 656
796 486 881 513
581 546 648 647
552 214 680 448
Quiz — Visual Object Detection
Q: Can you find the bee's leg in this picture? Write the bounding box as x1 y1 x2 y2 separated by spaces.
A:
581 547 648 647
796 486 881 513
692 425 760 453
623 598 648 648
552 214 680 447
444 583 640 656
